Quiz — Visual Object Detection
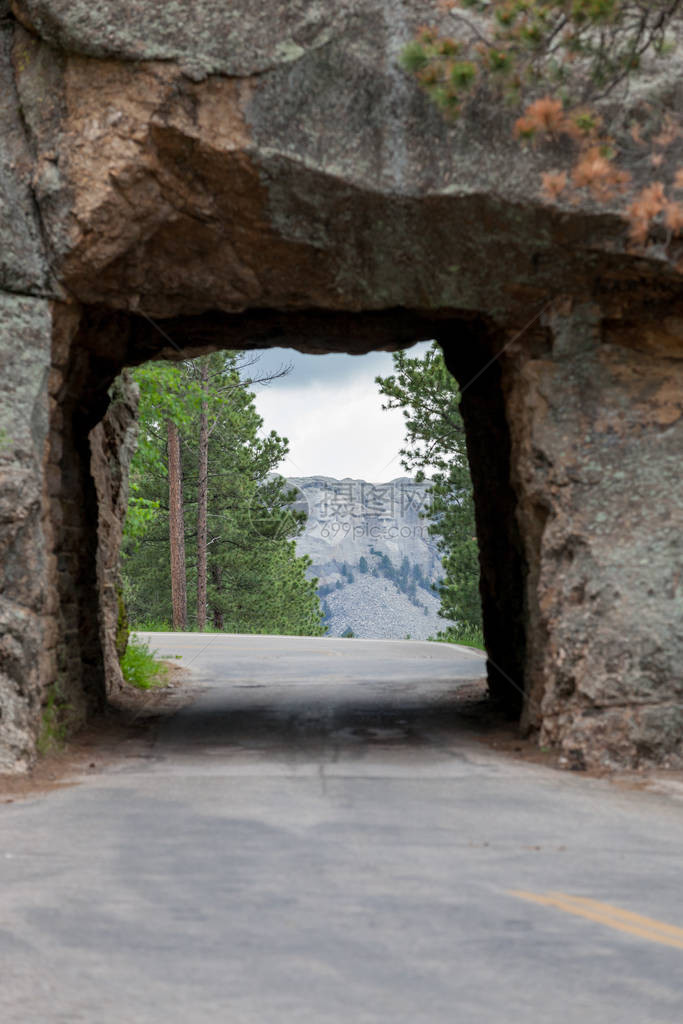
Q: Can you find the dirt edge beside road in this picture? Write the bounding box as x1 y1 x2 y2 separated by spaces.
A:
0 664 198 801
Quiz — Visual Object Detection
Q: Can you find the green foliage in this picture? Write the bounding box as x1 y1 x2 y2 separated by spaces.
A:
339 562 356 584
402 39 431 73
376 343 482 639
125 484 160 540
450 60 477 89
120 636 169 689
130 617 173 631
432 623 486 650
341 627 355 638
403 1 680 116
121 353 325 637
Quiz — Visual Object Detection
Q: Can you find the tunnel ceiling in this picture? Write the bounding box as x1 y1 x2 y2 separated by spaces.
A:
6 1 682 329
77 306 498 384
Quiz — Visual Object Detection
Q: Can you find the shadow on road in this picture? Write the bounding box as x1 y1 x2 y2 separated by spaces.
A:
154 678 526 760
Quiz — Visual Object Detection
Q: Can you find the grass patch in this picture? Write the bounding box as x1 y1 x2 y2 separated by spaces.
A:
429 625 486 651
130 620 229 633
121 636 169 690
130 618 172 632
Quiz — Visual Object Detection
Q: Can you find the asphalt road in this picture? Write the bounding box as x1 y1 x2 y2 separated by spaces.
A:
2 633 683 1023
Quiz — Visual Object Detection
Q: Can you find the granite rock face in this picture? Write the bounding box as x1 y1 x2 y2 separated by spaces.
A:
322 576 443 642
289 476 441 576
288 476 444 640
7 2 682 321
0 293 51 770
0 22 50 294
90 372 138 699
10 0 369 78
508 305 683 768
0 0 681 770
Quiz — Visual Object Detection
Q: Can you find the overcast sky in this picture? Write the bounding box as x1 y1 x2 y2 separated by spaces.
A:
247 343 432 482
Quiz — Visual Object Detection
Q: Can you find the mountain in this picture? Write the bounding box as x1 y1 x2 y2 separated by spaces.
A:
287 476 445 640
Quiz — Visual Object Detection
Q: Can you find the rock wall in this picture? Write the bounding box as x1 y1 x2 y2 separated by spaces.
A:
90 372 138 698
440 325 528 715
44 303 110 743
0 294 51 770
7 8 681 322
0 17 50 293
508 305 683 769
0 0 681 770
287 476 444 640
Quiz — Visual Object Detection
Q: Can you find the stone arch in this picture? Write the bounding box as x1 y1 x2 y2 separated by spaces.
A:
1 2 682 772
6 294 674 778
43 304 530 728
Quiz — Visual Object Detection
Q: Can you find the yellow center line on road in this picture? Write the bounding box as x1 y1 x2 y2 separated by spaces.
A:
510 890 683 951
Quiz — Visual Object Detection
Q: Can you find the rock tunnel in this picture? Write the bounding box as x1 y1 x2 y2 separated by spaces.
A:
1 0 682 772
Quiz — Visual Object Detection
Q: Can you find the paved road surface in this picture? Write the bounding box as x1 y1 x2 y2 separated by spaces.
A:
2 633 683 1023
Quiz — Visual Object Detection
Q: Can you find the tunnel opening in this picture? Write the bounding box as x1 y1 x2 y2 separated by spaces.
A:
42 302 531 751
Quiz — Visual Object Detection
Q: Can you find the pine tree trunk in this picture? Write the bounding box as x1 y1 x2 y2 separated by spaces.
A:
167 419 187 630
211 562 224 630
196 360 209 631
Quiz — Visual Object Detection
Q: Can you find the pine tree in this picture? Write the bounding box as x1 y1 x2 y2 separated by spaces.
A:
196 358 210 630
166 419 187 630
376 343 482 642
121 353 325 636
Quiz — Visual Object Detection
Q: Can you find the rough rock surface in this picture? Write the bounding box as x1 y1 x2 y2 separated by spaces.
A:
0 292 51 770
288 476 444 640
509 304 683 769
0 0 681 771
289 476 441 576
90 372 138 699
10 0 368 78
322 576 443 642
0 21 50 293
7 6 682 321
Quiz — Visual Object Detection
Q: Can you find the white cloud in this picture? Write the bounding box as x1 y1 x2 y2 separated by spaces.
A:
253 369 410 482
250 343 435 482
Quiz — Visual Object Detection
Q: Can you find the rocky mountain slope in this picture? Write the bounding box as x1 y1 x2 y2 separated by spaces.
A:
287 476 445 640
